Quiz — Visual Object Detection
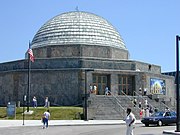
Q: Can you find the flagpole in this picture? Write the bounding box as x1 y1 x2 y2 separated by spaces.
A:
27 41 31 112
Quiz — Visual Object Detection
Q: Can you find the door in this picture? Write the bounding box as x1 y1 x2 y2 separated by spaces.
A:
93 75 108 95
118 75 134 95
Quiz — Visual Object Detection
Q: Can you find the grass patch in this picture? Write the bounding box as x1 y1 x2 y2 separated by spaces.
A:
0 107 83 120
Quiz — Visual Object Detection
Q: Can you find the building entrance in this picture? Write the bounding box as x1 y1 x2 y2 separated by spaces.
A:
118 75 135 96
93 75 109 95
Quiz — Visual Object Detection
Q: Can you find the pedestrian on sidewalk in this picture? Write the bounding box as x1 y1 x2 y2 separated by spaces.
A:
125 108 136 135
42 109 50 129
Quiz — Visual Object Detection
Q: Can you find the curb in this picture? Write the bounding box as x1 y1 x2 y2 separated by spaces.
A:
0 120 142 128
163 130 180 135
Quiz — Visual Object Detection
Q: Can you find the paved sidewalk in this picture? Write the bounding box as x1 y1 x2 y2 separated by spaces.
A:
0 120 142 128
1 120 180 134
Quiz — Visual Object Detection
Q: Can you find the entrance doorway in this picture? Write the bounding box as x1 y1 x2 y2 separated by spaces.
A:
93 74 109 95
118 75 135 95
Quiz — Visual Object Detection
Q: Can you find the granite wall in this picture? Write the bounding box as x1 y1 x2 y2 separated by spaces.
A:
0 57 175 106
31 45 129 60
0 69 83 106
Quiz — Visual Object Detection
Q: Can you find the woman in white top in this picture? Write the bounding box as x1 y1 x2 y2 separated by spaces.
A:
144 99 148 107
125 108 136 135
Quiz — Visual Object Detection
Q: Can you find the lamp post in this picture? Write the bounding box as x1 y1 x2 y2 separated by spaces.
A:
22 95 26 125
176 35 180 132
84 69 94 121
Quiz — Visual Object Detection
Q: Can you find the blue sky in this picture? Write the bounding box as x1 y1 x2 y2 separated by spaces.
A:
0 0 179 72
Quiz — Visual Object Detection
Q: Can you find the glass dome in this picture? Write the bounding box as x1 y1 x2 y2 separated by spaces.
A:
31 11 127 50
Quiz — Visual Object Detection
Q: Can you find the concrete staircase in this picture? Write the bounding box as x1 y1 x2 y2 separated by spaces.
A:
133 95 176 112
87 94 175 120
87 95 140 120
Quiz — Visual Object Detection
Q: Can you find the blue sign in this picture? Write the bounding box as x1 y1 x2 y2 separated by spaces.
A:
7 102 16 117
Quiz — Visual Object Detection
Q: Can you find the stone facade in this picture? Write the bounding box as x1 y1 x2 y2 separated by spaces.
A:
30 45 129 60
0 57 175 106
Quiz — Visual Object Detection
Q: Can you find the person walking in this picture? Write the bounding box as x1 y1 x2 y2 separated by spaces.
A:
32 96 37 108
149 106 153 116
144 99 148 107
105 86 109 95
44 97 49 108
145 108 150 117
144 88 147 95
89 84 93 93
125 108 136 135
42 109 50 129
133 98 137 107
139 108 144 119
138 101 142 108
93 85 97 95
141 107 145 119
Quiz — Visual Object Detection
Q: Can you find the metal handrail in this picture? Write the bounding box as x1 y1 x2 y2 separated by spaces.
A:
160 100 175 112
133 91 163 111
108 91 126 117
133 91 154 108
121 91 141 112
121 91 133 101
133 91 175 112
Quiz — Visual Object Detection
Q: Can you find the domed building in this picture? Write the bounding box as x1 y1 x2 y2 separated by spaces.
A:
0 11 175 119
31 11 128 60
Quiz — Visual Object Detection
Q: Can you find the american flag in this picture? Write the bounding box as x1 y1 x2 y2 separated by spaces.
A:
28 48 34 62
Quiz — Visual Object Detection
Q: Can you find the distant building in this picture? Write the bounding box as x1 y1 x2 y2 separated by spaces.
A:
0 11 175 106
162 71 176 77
162 71 178 84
